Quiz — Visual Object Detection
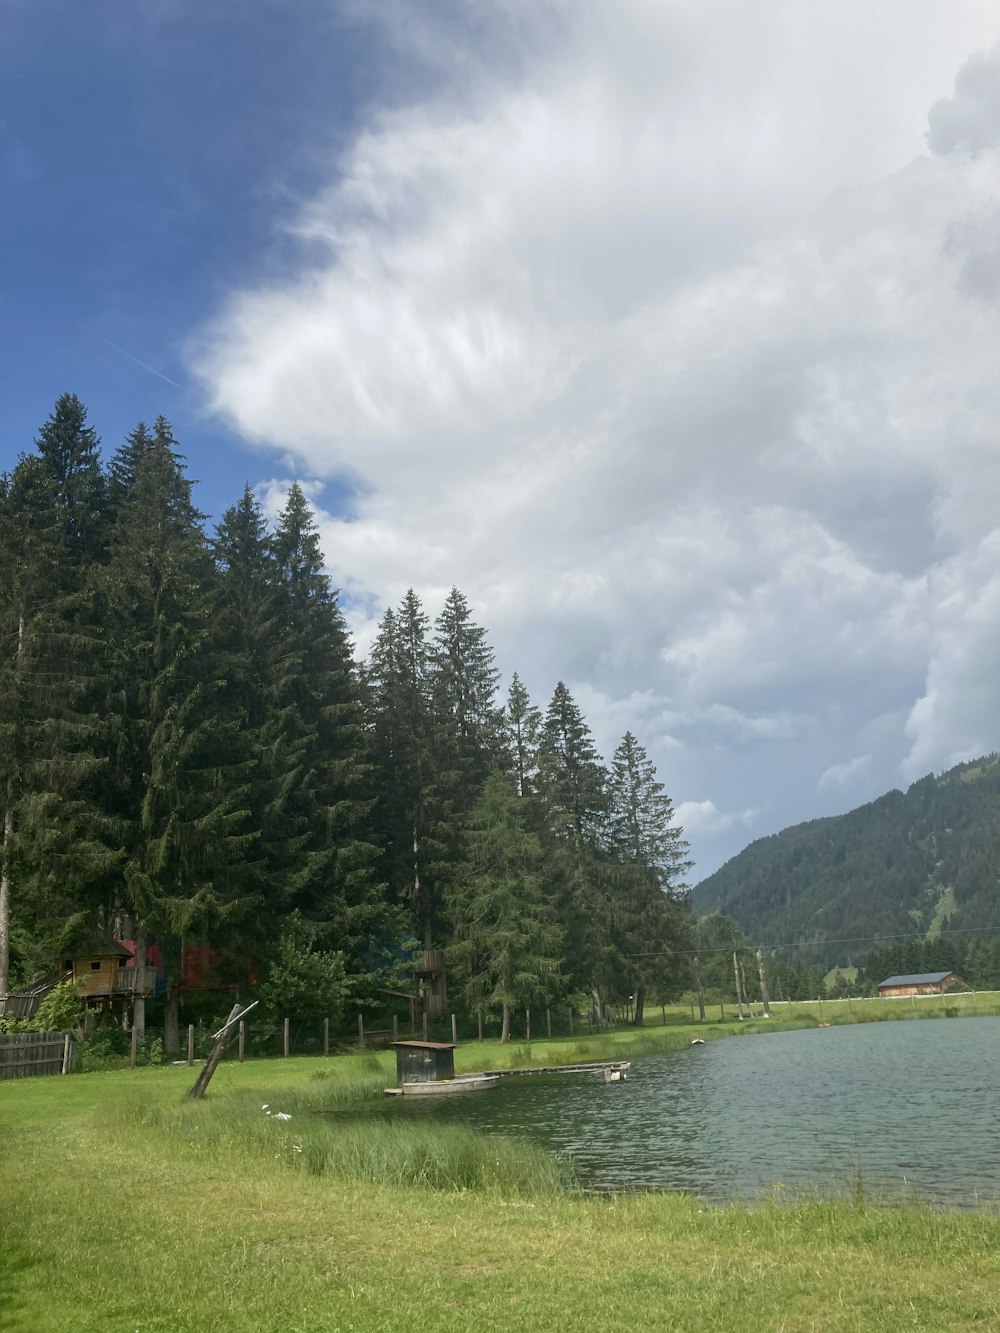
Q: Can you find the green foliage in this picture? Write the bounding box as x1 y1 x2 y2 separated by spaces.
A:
258 911 350 1026
447 771 562 1038
1 392 697 1042
32 979 86 1033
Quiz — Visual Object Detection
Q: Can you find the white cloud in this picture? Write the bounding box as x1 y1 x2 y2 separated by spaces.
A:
818 755 873 792
675 800 758 839
194 3 1000 877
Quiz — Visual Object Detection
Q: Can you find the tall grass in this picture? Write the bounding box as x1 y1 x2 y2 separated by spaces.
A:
106 1076 572 1197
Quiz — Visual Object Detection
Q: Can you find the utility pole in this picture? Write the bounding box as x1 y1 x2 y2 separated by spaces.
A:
756 948 772 1018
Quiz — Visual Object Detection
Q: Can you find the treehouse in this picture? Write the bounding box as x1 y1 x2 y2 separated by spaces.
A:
62 939 157 1006
413 948 448 1017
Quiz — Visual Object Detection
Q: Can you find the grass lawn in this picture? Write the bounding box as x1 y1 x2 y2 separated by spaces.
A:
3 1010 1000 1332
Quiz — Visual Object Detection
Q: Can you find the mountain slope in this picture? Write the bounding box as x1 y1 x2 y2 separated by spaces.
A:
691 755 1000 966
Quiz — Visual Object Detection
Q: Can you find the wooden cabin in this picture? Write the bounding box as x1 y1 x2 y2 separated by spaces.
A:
877 971 967 998
392 1040 456 1085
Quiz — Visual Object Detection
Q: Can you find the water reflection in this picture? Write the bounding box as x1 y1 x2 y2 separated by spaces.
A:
375 1017 1000 1207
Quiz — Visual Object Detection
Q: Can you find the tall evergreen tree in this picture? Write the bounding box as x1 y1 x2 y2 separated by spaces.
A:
501 673 542 799
33 392 105 563
267 483 387 987
537 682 607 845
98 422 255 1050
368 590 439 947
603 732 693 1023
446 771 561 1042
0 447 112 1004
536 683 609 1016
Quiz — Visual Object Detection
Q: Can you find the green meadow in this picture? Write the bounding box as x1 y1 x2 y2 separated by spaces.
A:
3 1006 1000 1332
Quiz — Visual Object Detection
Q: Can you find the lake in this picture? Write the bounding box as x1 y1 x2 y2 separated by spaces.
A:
386 1017 1000 1207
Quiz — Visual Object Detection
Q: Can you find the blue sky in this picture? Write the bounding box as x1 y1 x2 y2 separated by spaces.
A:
4 2 1000 881
0 0 376 511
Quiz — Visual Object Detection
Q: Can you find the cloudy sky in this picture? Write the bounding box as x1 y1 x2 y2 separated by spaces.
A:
3 2 1000 880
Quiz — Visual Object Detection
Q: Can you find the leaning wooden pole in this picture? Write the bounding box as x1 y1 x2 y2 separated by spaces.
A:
189 1001 258 1099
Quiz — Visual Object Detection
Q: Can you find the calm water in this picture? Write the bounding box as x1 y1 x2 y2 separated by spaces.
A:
385 1018 1000 1206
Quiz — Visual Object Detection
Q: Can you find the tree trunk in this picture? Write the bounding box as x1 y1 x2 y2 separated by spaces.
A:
632 984 645 1026
591 987 604 1027
732 951 744 1020
756 948 772 1018
692 955 706 1023
0 614 25 1014
132 933 146 1045
0 791 12 1012
164 939 182 1056
164 983 180 1056
500 1002 510 1043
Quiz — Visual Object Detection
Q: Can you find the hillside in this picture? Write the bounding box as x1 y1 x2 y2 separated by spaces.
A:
691 755 1000 967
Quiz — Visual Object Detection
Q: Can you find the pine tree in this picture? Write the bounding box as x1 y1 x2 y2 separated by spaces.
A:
431 587 501 775
501 673 543 799
603 733 694 1023
0 447 112 1005
446 772 561 1042
98 421 255 1050
368 590 439 947
33 392 105 564
267 483 387 991
537 682 607 845
535 683 609 1016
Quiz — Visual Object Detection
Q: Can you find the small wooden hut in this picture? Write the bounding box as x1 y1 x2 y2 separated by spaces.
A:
392 1040 456 1085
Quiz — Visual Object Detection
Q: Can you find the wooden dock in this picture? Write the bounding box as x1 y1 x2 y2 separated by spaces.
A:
489 1059 631 1080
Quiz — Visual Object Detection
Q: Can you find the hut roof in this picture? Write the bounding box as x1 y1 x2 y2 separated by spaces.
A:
391 1040 456 1051
62 936 133 961
877 971 956 988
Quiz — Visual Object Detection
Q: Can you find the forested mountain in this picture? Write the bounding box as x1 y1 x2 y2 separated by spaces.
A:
0 395 694 1046
692 756 1000 969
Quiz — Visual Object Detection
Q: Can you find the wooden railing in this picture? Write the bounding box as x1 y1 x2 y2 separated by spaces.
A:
111 966 157 996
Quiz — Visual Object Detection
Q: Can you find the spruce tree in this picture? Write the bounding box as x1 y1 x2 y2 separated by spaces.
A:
603 732 693 1023
98 421 255 1050
535 682 609 1017
368 590 439 947
501 673 543 799
447 771 561 1042
267 483 387 992
33 392 105 564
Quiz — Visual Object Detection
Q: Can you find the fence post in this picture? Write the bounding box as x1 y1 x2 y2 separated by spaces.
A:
358 1013 365 1050
392 1013 398 1043
283 1017 290 1058
569 1009 574 1037
324 1017 330 1057
422 1010 428 1041
451 1012 457 1045
187 1024 194 1066
239 1020 245 1062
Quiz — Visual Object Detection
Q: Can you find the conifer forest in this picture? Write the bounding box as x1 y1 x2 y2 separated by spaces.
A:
0 395 695 1051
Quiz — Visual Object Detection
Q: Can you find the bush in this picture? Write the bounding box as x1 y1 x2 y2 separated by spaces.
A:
33 980 87 1034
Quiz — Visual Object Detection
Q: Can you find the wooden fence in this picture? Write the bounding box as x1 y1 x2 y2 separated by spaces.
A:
0 1030 76 1079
